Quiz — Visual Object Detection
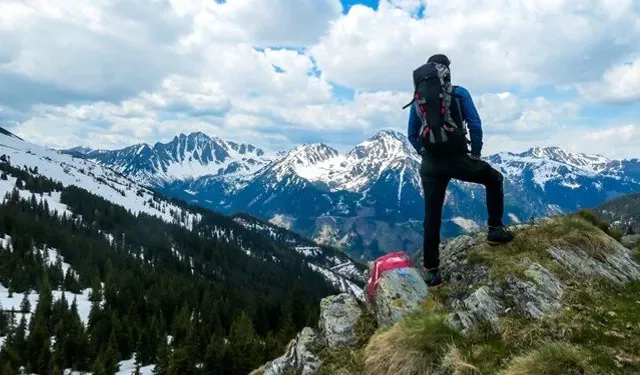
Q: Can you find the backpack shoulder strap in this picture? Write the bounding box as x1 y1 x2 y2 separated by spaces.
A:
402 98 414 110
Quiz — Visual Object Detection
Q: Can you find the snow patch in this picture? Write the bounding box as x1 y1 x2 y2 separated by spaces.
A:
451 217 480 232
0 132 203 231
308 263 364 301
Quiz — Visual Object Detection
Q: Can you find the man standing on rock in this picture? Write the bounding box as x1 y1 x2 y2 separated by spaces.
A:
405 54 514 287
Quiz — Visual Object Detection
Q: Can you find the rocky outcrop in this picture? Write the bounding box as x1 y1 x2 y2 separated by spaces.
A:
253 258 429 374
436 220 640 334
547 242 640 284
255 217 640 374
369 266 429 327
318 293 362 349
250 328 322 375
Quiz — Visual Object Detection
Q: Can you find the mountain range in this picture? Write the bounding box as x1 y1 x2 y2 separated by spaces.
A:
0 127 365 299
64 130 640 260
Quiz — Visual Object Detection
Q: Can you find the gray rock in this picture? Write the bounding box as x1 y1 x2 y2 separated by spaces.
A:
547 239 640 284
252 327 322 375
318 293 362 349
446 286 504 333
373 267 429 327
621 234 640 249
505 263 564 319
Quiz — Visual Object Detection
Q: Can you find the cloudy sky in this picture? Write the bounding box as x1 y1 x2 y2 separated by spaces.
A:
1 0 639 158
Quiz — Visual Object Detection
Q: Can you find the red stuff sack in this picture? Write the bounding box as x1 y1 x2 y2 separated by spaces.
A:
366 251 414 307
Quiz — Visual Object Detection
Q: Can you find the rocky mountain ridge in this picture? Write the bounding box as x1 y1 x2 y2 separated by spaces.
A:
253 214 640 374
64 130 640 260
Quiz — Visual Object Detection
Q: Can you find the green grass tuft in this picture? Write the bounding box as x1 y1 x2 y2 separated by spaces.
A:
363 310 463 375
577 209 623 242
502 342 598 375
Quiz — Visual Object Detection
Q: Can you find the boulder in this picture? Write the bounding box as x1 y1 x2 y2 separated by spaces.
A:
621 234 640 249
251 327 322 375
318 293 362 349
372 266 429 327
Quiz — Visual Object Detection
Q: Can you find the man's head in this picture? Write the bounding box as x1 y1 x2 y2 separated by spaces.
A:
427 54 451 68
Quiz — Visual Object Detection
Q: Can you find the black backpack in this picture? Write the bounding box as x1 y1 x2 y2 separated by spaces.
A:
403 61 467 155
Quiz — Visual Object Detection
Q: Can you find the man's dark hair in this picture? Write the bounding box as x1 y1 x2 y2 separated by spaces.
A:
427 54 451 68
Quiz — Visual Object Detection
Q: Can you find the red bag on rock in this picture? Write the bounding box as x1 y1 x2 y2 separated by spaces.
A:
366 251 414 305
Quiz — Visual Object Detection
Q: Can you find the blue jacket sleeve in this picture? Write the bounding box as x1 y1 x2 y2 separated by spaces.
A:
407 103 422 154
455 86 483 156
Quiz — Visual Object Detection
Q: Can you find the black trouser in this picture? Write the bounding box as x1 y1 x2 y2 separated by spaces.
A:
420 154 504 270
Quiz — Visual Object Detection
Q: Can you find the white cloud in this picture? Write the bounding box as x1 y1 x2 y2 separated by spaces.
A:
0 0 639 161
484 123 640 160
309 0 640 92
0 0 340 107
578 55 640 104
474 92 581 134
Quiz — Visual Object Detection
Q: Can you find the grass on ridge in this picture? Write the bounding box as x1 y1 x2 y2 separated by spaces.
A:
322 214 640 374
465 214 616 283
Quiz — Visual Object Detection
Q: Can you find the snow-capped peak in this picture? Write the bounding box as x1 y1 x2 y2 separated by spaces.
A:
264 130 420 193
347 129 417 162
284 143 339 166
64 132 270 185
520 146 610 172
263 143 341 182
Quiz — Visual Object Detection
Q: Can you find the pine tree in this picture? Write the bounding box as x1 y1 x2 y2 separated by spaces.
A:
32 274 53 331
167 347 194 375
0 302 7 335
89 277 103 303
202 334 225 375
26 275 54 374
103 330 121 375
134 350 143 372
228 311 259 375
153 338 170 375
91 357 107 375
20 292 31 314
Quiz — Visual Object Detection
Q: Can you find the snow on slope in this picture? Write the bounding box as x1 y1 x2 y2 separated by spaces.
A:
0 236 93 351
68 132 272 186
266 130 421 194
527 146 610 173
0 131 202 229
489 151 599 190
233 215 366 300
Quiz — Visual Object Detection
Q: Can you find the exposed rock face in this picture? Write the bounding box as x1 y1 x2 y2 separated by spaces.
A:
371 266 429 327
506 263 565 320
437 221 640 334
318 293 362 349
251 327 322 375
547 240 640 284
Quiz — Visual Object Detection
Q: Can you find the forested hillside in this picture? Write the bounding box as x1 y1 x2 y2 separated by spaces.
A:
0 159 339 375
594 192 640 234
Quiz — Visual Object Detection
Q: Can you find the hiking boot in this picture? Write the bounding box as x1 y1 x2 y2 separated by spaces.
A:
423 268 443 287
487 226 515 245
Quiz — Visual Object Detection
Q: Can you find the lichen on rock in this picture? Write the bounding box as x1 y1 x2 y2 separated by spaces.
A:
251 327 323 375
318 293 362 349
370 266 429 327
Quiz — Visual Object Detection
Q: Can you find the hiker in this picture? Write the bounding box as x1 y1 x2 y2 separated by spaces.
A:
405 54 514 286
